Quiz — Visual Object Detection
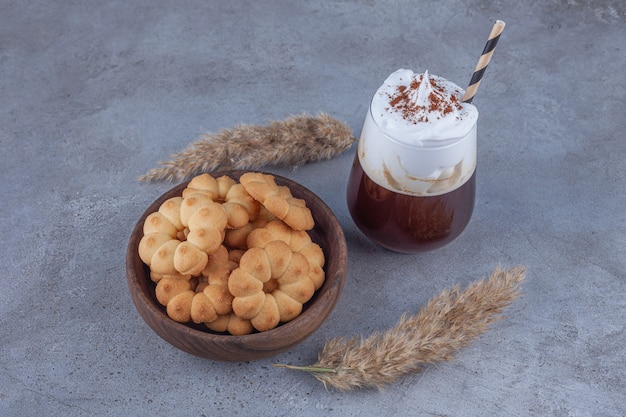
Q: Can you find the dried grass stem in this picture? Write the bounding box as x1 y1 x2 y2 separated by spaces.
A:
275 266 526 391
139 113 355 182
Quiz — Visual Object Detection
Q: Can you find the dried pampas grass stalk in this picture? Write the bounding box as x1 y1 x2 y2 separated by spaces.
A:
139 113 356 182
275 266 526 391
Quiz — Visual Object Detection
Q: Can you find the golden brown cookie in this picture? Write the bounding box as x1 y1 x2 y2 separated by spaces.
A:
205 312 254 335
182 197 227 254
228 240 315 332
174 241 209 276
166 290 195 323
239 172 314 231
158 196 185 233
149 239 182 276
155 275 193 307
138 233 174 266
246 220 325 290
183 174 260 229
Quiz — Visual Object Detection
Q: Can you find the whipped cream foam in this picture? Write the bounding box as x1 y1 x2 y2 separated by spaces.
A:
359 69 479 196
371 69 478 145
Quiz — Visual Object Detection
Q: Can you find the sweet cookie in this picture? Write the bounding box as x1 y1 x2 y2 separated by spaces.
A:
183 174 260 228
239 172 314 231
228 240 315 332
247 220 325 290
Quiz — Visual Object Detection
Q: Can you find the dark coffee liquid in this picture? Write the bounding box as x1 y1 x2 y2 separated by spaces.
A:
346 154 475 252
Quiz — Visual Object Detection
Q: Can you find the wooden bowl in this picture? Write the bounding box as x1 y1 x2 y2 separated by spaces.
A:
126 171 348 361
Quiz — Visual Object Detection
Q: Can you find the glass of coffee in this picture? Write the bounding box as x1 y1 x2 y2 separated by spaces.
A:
346 69 478 253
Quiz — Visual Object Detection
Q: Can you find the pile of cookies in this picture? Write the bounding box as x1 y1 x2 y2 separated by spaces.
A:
138 172 325 335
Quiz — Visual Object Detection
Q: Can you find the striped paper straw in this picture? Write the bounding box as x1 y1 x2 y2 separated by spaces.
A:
462 20 506 103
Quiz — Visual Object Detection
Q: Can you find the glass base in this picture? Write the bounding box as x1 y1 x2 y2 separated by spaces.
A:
346 154 475 253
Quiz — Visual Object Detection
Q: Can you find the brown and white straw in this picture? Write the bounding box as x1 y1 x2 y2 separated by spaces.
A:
462 20 506 103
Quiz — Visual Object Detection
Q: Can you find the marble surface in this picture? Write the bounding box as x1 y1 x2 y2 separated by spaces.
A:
1 1 624 416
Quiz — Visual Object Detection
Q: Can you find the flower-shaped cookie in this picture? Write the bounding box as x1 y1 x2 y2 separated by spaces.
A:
228 240 315 332
246 220 325 290
183 173 260 229
240 172 314 231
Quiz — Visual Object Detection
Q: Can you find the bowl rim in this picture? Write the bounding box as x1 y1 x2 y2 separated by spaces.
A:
126 170 348 359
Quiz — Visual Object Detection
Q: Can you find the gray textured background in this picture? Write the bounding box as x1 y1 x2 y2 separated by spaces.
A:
1 1 625 416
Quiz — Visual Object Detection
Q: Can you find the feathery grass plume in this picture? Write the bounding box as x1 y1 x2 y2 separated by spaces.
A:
139 113 356 182
275 266 526 391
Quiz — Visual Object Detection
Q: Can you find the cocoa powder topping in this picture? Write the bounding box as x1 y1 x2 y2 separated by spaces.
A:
386 74 463 124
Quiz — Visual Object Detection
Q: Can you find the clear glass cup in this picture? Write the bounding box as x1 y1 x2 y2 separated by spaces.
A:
346 96 477 253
